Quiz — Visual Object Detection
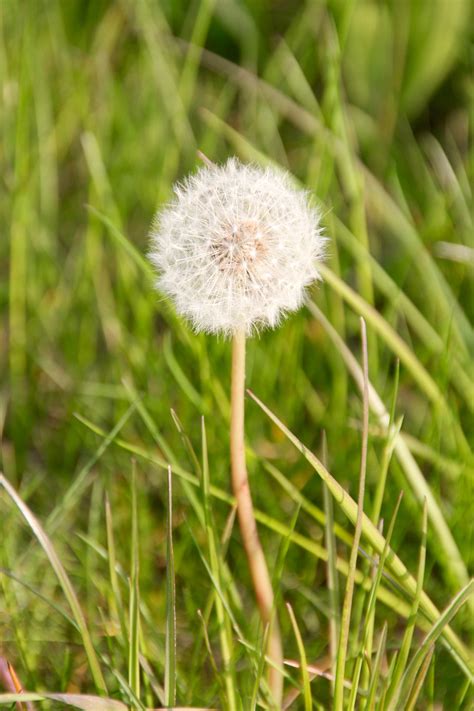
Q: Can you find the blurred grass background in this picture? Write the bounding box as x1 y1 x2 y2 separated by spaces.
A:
1 0 473 708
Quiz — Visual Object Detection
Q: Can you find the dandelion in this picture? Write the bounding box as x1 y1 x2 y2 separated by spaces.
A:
149 156 326 706
149 157 325 337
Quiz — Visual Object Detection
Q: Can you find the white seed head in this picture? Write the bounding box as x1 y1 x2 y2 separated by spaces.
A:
149 157 326 336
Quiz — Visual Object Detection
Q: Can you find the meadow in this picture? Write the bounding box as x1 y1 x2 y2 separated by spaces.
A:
1 1 473 709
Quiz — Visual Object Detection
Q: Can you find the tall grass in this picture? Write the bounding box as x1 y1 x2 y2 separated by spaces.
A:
1 0 472 708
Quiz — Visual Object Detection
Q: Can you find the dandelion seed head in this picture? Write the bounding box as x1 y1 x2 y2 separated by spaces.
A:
149 157 326 336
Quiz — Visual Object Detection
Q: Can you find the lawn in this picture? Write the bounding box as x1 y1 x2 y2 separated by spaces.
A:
0 1 473 709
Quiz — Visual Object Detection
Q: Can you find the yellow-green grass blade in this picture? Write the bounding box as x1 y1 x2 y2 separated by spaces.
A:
364 622 388 711
164 466 177 708
0 567 76 630
347 493 403 711
398 580 474 709
263 460 352 546
323 476 340 689
105 494 128 644
334 319 369 711
128 463 141 702
404 646 435 711
286 602 312 711
385 500 428 710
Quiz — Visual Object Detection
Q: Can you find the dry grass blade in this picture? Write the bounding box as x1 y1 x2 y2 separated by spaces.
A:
0 697 216 711
0 694 126 710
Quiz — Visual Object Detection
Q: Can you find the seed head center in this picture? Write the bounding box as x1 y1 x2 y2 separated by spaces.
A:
213 220 270 275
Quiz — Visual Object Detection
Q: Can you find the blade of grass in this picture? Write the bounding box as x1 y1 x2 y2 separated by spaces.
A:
121 380 205 527
286 602 312 711
0 474 107 693
371 359 400 526
0 567 77 630
263 460 352 546
105 494 127 643
385 499 428 710
250 623 271 711
405 646 435 711
334 318 369 710
128 462 141 702
164 465 177 707
322 433 339 690
0 694 126 710
347 493 403 711
364 622 388 711
197 608 224 694
0 694 214 710
398 580 474 708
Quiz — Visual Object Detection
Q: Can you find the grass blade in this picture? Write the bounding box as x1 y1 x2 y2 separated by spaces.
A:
0 694 126 709
385 499 428 710
398 579 474 707
164 466 177 707
334 319 369 710
105 494 127 643
348 493 403 711
323 467 339 688
405 646 435 711
128 462 141 701
364 622 388 711
286 602 312 711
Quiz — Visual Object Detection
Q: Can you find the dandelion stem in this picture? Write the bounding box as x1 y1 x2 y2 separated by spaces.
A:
230 329 283 706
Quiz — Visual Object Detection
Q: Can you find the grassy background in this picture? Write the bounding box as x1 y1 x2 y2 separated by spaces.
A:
1 0 473 708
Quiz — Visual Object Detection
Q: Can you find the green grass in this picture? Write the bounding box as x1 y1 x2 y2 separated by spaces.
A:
1 0 473 709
